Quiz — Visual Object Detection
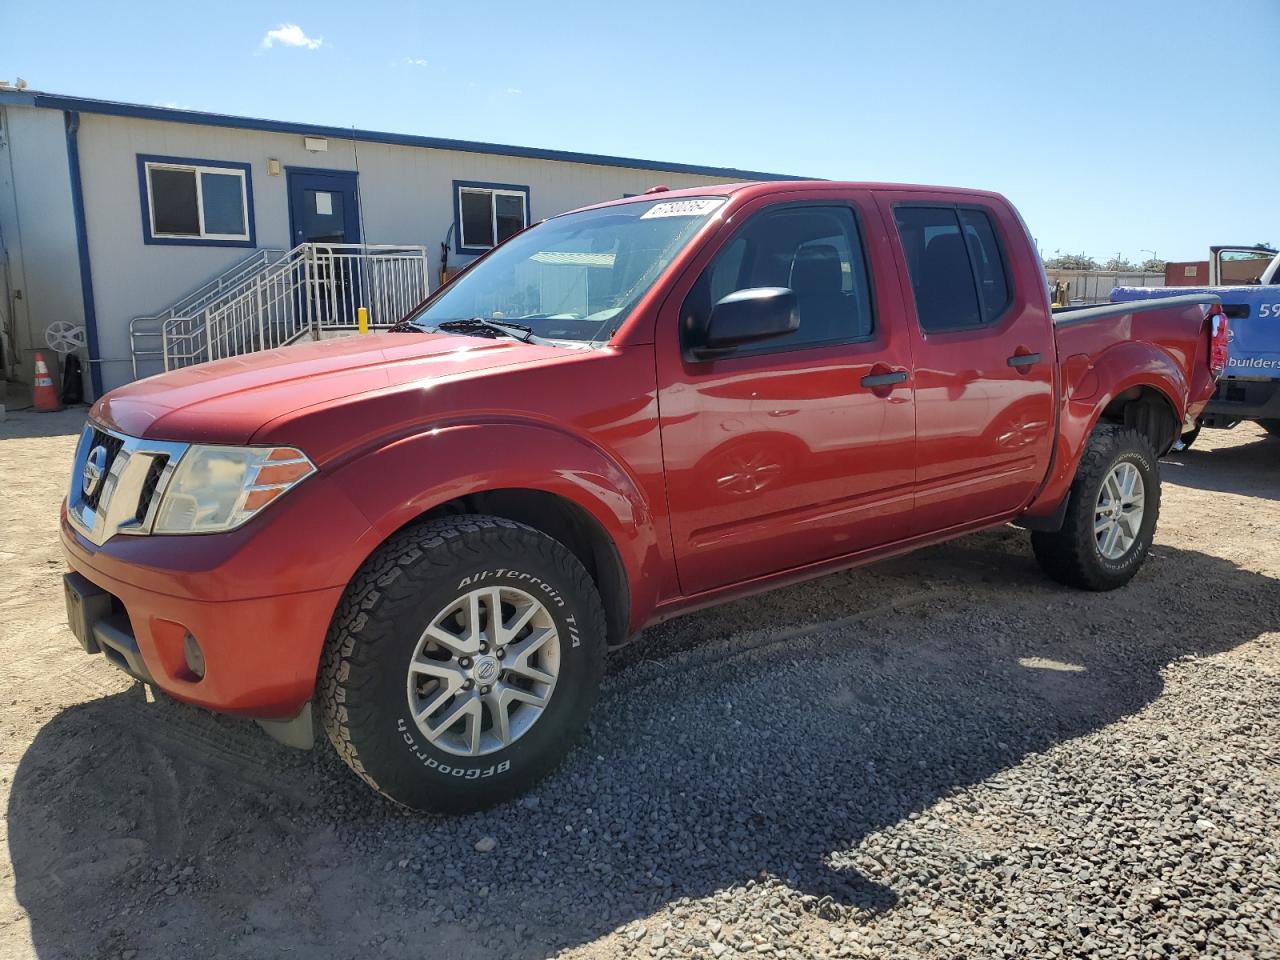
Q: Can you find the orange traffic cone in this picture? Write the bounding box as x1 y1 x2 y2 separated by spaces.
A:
32 352 62 412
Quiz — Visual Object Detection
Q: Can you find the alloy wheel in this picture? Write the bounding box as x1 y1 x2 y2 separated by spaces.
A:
1094 462 1145 561
406 586 561 756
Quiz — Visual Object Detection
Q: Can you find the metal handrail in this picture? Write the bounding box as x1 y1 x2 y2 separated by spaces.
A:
129 248 287 377
157 243 432 372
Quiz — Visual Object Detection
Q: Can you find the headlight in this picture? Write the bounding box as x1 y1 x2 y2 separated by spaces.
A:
153 445 315 534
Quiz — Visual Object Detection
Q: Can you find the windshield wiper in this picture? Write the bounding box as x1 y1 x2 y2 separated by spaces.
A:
388 318 428 333
433 317 551 345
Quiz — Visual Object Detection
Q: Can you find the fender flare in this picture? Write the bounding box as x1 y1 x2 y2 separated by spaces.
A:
1026 342 1186 519
327 418 666 630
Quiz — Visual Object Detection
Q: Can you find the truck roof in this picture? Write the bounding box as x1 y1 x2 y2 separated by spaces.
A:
571 180 1010 215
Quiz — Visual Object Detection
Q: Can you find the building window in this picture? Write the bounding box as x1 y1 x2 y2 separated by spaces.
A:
454 181 530 254
138 155 255 246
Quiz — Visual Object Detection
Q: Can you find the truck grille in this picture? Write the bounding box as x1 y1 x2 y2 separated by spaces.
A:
66 423 189 546
1216 380 1269 406
82 428 126 510
137 455 169 519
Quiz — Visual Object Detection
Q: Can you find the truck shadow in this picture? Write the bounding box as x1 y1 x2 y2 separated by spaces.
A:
1159 428 1279 501
8 528 1278 958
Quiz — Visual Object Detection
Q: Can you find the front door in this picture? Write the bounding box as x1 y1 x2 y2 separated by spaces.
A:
287 169 361 324
876 191 1056 534
657 193 917 596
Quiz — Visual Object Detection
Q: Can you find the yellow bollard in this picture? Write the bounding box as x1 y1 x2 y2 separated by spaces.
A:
357 306 369 335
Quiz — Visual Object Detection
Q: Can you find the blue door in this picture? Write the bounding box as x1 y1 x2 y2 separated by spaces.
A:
287 169 361 324
287 168 360 245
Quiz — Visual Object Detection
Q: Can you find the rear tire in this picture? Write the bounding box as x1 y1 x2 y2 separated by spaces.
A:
1031 425 1160 591
319 515 607 813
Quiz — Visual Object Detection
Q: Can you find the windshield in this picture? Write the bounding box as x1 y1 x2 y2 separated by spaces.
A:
408 196 727 344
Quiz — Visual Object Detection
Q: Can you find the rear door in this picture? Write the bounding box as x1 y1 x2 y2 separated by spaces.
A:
875 192 1055 534
656 190 916 595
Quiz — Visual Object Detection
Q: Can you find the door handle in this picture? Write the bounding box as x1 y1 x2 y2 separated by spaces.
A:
1007 352 1042 368
860 370 909 388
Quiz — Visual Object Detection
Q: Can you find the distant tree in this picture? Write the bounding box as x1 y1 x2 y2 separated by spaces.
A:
1140 257 1167 272
1043 251 1099 271
1104 255 1139 272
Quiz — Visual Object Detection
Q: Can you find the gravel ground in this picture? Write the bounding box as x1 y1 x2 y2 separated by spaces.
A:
1 408 1277 960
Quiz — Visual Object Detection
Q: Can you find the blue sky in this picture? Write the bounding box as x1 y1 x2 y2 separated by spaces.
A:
3 0 1278 262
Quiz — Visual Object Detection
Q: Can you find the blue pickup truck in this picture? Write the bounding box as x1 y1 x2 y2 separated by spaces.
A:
1112 245 1280 447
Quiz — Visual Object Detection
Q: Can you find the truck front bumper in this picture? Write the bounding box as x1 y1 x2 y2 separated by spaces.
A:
58 473 377 726
1202 378 1280 427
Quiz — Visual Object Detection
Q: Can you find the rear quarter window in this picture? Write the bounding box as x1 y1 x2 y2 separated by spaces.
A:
959 209 1012 319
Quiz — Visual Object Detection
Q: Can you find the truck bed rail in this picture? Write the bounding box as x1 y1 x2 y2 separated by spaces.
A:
1052 292 1221 329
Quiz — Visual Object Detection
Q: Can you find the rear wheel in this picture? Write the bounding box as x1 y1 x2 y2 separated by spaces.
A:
1031 425 1160 591
319 515 607 813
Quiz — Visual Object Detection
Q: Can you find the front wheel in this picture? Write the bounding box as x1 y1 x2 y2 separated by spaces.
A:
319 515 607 813
1031 425 1160 591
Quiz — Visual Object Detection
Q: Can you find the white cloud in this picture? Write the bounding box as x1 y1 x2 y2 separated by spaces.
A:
261 24 323 50
506 87 523 95
404 57 429 67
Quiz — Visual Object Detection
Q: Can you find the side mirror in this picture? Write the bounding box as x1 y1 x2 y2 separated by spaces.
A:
693 287 798 359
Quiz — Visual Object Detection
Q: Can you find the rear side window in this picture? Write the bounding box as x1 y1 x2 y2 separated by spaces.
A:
894 205 1013 332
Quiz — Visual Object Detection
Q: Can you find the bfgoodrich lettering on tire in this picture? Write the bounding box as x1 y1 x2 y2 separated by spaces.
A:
1031 425 1161 591
318 515 606 813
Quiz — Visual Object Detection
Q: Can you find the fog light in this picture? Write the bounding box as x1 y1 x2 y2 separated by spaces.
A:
183 631 206 679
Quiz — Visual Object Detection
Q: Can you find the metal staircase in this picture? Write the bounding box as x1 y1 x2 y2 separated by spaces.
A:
130 243 432 376
129 248 286 377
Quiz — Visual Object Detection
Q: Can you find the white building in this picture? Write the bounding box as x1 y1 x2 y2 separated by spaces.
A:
0 89 792 398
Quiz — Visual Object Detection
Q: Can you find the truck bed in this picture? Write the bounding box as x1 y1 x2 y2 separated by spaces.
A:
1112 285 1278 429
1112 286 1279 374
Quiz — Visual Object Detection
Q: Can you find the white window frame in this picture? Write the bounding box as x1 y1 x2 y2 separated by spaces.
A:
457 186 528 251
145 161 250 242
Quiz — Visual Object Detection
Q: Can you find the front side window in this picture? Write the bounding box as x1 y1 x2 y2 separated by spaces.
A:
455 182 530 252
683 204 875 354
411 195 726 344
139 157 252 245
894 205 1013 332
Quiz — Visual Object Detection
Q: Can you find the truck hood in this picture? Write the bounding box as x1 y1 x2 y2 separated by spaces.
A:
94 332 562 443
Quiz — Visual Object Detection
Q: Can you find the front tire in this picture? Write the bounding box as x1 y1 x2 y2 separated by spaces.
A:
1031 425 1160 591
319 515 607 813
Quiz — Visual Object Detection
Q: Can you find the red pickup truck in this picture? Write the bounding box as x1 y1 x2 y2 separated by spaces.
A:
61 181 1225 812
